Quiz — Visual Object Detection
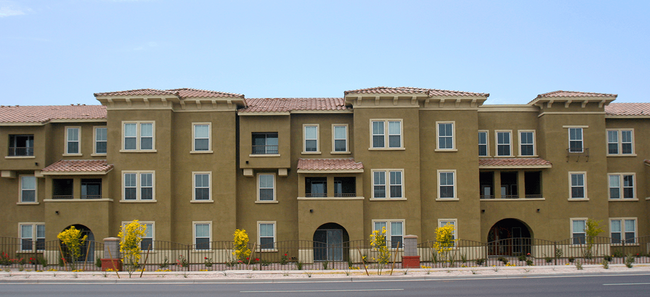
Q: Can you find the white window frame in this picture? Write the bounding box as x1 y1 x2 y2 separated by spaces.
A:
331 124 349 153
370 119 403 149
495 130 512 157
93 126 107 156
192 221 212 250
518 130 536 156
437 170 457 200
371 169 404 199
568 127 584 153
19 175 37 203
257 221 277 251
478 130 489 157
302 124 320 154
608 173 635 200
121 221 155 250
192 172 212 201
606 129 634 156
19 223 45 251
570 218 587 245
121 171 155 202
64 126 81 156
436 121 456 151
568 172 587 200
121 121 156 152
191 122 212 153
438 219 458 243
372 219 405 249
610 218 637 245
256 173 277 203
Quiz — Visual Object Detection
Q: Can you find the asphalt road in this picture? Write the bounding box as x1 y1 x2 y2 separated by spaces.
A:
2 273 650 297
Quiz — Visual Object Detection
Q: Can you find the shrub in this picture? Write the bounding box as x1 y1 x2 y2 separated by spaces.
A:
568 257 575 263
369 227 390 275
498 256 508 265
433 223 456 268
57 226 88 271
602 259 609 269
545 257 552 263
625 254 634 268
613 250 624 258
518 254 527 262
118 220 147 277
604 255 612 261
475 258 485 266
233 229 251 261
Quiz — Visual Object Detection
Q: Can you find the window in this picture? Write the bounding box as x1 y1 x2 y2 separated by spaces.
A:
478 131 488 156
610 218 636 244
519 131 535 156
193 222 211 250
372 170 403 199
122 172 154 201
571 219 586 245
192 123 211 152
258 222 276 250
8 135 34 156
123 122 155 151
65 127 81 155
193 172 211 201
332 124 348 152
437 122 454 150
20 175 37 203
257 173 275 201
371 120 402 148
373 220 404 248
438 219 457 242
19 223 44 251
303 125 319 153
122 221 154 250
568 128 583 153
252 132 278 154
438 170 456 199
569 172 586 199
306 177 327 197
607 129 634 155
496 131 511 156
608 174 635 199
94 127 107 155
81 179 101 199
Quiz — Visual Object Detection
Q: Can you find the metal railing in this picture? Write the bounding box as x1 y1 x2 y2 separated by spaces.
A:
8 147 34 156
251 145 279 154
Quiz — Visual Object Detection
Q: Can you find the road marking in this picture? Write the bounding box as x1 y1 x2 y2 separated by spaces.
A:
241 288 404 293
603 283 650 286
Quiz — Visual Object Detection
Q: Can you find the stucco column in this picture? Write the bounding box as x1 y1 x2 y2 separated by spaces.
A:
494 171 502 198
101 237 122 271
402 235 420 268
517 171 526 198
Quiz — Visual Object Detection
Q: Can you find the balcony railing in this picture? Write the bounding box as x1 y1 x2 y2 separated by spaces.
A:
81 195 102 199
481 194 543 199
334 193 357 197
8 147 34 156
305 193 327 198
52 195 73 199
252 145 279 154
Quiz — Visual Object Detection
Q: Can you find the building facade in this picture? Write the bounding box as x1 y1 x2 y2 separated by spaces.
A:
1 87 648 258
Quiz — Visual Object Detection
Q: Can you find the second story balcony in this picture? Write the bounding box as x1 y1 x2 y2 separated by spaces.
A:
478 157 552 200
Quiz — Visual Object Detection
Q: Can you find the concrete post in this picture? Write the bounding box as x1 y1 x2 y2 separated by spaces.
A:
101 237 122 271
402 235 420 268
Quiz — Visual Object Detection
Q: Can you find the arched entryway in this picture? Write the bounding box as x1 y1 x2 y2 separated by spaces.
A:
60 224 95 262
487 219 532 256
313 223 349 262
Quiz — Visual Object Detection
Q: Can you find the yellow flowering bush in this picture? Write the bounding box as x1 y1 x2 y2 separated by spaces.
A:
369 227 391 275
433 223 456 267
57 226 87 270
233 229 251 262
118 220 147 277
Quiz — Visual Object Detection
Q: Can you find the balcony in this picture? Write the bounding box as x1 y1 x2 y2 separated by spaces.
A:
480 171 542 199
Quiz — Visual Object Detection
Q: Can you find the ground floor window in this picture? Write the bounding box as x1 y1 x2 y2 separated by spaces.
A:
258 222 276 250
571 219 586 245
20 223 44 251
372 220 404 248
193 222 211 250
610 218 636 244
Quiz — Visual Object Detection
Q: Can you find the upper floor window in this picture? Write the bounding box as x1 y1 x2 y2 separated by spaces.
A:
610 218 636 244
437 122 455 150
65 127 81 155
20 223 44 251
372 169 403 199
478 131 488 156
373 220 404 249
123 171 154 201
496 131 511 156
9 135 34 156
569 172 586 199
192 123 211 152
608 173 634 199
306 177 327 197
568 127 583 153
519 131 535 156
123 122 155 151
257 173 276 202
258 221 276 251
193 172 211 201
371 120 402 149
607 129 634 155
438 170 456 199
81 179 102 199
252 132 278 154
94 127 107 155
20 175 37 203
571 219 586 245
303 125 319 153
332 124 348 153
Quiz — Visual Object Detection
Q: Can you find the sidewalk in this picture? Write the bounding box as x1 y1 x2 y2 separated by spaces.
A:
1 264 649 283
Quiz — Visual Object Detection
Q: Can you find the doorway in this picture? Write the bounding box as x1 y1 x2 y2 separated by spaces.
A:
487 219 532 256
313 223 349 261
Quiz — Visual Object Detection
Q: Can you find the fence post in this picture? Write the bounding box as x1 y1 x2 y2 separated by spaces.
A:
187 244 191 272
401 235 419 268
554 242 557 266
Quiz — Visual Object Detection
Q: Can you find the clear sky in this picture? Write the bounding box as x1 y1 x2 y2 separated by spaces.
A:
1 0 648 106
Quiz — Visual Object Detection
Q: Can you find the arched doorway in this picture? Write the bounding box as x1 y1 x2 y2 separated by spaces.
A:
60 224 95 262
487 219 532 256
313 223 349 262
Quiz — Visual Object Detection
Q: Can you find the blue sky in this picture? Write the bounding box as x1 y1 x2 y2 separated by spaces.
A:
1 0 648 105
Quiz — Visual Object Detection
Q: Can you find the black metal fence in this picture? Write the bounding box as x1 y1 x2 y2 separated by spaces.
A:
1 236 648 271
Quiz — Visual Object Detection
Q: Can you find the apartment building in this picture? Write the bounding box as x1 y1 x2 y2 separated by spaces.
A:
1 87 648 259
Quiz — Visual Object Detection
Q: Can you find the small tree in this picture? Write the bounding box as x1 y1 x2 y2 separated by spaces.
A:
57 226 87 271
584 219 603 259
433 223 456 267
118 220 147 277
233 229 251 262
369 227 391 275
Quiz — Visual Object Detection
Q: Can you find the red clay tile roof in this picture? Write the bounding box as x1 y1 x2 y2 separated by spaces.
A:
240 98 349 113
41 160 114 173
297 158 363 171
605 103 650 116
479 158 552 168
94 88 177 97
0 105 107 124
94 88 243 98
344 86 489 97
536 90 617 98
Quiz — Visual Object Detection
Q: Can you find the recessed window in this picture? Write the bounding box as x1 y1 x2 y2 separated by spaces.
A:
252 132 278 154
608 173 634 199
20 175 37 203
568 128 583 153
193 172 211 201
122 221 154 250
569 172 586 199
65 127 81 155
9 135 34 156
496 131 511 156
438 170 456 199
610 218 636 244
193 222 211 250
192 123 211 152
371 120 402 149
123 172 154 201
332 124 348 152
81 179 101 199
478 131 488 156
258 222 276 250
607 129 634 155
571 219 586 245
373 220 404 249
372 170 403 199
519 131 535 156
438 219 457 241
303 125 319 153
19 223 45 251
94 127 107 155
437 122 454 150
123 122 155 151
257 173 275 201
